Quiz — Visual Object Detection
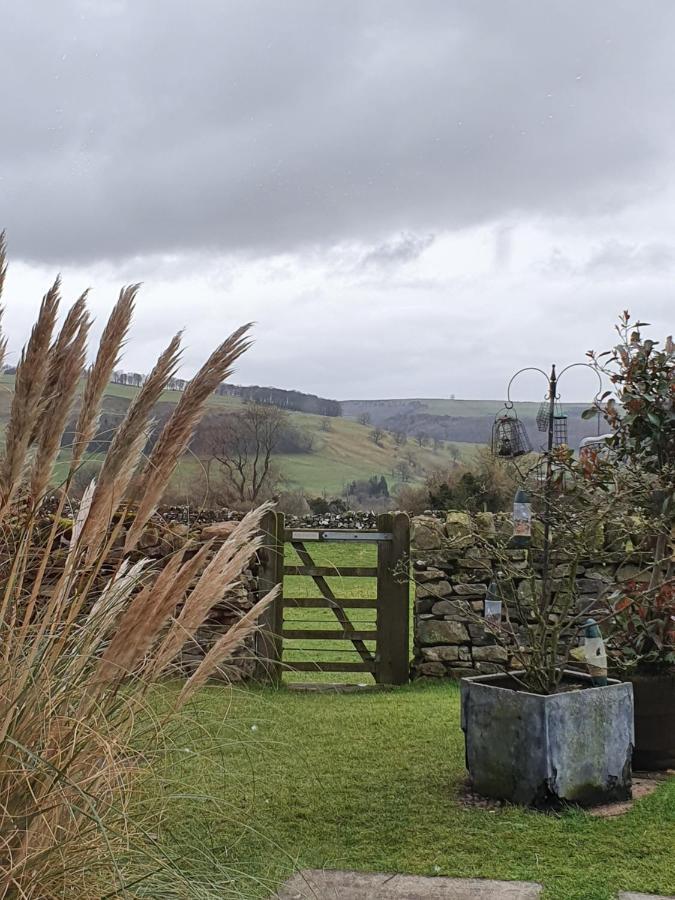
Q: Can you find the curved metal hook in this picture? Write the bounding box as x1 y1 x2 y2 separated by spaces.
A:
557 361 607 435
556 361 604 401
505 366 549 406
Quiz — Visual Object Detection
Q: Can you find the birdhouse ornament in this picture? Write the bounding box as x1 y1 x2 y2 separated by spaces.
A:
569 618 608 686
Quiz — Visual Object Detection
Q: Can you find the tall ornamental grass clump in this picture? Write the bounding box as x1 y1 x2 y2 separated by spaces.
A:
0 233 277 898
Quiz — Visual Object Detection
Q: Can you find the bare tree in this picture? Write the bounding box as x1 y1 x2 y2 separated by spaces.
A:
392 430 407 447
357 412 371 426
200 402 287 503
370 427 385 447
394 461 412 483
415 432 429 448
404 449 418 469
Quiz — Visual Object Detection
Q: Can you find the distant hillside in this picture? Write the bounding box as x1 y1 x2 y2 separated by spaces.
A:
0 376 478 500
109 371 341 417
340 398 603 449
216 383 341 417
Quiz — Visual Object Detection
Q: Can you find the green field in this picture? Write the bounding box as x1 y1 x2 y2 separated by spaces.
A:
0 376 485 499
282 541 380 675
102 380 241 410
146 540 674 899
275 412 478 495
414 399 588 417
150 682 675 900
0 376 480 500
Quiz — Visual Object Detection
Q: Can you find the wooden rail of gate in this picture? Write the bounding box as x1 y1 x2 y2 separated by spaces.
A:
256 510 410 685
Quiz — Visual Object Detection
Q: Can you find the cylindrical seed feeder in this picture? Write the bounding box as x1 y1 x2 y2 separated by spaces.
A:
536 399 568 447
553 414 568 447
491 412 532 459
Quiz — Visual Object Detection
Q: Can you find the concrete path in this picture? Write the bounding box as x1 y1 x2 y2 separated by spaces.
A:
618 894 675 899
276 870 542 899
275 870 675 899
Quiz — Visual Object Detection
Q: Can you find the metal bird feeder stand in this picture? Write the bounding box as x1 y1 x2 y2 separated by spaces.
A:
494 362 604 613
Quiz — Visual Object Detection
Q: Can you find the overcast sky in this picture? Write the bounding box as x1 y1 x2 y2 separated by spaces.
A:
1 1 674 400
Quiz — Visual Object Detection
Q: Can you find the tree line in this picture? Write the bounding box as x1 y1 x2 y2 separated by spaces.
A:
216 383 341 417
109 371 341 417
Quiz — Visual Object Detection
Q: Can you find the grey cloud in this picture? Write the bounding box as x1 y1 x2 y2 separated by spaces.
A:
584 240 675 276
540 248 576 278
541 239 675 278
358 233 435 270
2 1 675 264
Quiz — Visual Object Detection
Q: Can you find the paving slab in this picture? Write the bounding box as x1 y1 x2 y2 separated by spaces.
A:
286 682 394 694
275 869 542 899
618 894 675 899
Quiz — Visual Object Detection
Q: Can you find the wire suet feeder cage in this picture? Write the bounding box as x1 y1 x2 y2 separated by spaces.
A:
536 399 568 447
491 409 533 459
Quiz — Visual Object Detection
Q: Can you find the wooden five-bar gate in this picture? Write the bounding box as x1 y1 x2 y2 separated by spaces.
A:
256 511 410 685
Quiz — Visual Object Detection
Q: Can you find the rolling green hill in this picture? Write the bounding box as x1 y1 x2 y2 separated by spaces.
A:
340 397 600 449
103 384 480 496
276 413 477 495
0 376 479 500
342 397 589 417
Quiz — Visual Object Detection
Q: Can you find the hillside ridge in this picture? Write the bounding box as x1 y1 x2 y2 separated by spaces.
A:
340 397 601 448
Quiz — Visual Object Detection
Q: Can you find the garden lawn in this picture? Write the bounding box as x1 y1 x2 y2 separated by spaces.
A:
153 681 675 900
281 541 380 676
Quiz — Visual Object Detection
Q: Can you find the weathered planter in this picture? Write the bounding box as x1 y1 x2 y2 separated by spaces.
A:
629 671 675 770
460 671 634 808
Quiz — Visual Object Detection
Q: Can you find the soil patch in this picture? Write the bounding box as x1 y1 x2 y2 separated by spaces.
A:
458 771 673 817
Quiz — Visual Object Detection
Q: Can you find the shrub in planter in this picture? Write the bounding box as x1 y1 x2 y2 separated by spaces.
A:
449 394 642 806
453 507 636 807
608 580 675 769
584 314 675 770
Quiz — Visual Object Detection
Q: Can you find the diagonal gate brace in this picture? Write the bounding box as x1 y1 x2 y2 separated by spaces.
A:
290 541 375 668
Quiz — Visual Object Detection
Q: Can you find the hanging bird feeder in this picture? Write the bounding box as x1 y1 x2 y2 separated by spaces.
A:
536 398 568 446
552 413 568 447
536 401 550 432
491 410 532 459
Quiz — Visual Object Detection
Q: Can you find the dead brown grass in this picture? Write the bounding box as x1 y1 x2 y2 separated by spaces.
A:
0 238 275 899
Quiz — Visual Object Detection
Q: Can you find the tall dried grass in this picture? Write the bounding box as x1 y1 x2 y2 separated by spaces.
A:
0 236 277 898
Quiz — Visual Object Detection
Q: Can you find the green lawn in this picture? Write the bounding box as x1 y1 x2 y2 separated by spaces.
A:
146 539 674 898
151 682 675 900
282 541 379 675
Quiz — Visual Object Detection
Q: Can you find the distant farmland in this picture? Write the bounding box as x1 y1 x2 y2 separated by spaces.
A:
0 376 479 500
341 397 601 449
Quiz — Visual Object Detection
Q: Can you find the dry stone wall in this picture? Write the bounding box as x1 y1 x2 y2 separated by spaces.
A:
137 516 261 680
27 504 261 681
410 511 646 680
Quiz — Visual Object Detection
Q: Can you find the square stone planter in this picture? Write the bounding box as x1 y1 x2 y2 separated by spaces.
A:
460 671 634 808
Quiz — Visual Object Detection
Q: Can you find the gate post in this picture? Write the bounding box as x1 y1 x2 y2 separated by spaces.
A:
375 511 410 685
255 509 284 684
